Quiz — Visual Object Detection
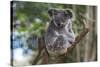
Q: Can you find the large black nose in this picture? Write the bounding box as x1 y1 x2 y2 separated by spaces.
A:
58 23 63 28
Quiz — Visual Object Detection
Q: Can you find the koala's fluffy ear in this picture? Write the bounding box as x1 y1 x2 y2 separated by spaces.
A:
64 9 73 19
48 8 57 17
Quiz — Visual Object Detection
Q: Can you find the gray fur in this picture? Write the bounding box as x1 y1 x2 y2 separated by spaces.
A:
45 9 75 56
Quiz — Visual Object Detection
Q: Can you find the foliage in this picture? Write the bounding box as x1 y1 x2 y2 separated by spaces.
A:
12 1 87 37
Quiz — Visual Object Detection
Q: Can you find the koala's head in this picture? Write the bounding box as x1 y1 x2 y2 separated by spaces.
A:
48 8 73 28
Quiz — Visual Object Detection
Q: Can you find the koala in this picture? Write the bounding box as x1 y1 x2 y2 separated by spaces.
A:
45 8 75 56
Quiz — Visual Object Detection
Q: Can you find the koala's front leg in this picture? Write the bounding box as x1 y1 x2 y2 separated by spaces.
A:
66 22 75 43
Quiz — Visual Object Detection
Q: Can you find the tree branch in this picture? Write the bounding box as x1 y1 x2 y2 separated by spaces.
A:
68 27 90 51
68 19 90 52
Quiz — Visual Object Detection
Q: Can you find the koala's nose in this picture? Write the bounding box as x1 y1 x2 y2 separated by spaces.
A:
58 23 63 27
58 23 61 26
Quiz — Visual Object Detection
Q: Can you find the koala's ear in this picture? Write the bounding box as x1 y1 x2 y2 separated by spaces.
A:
64 9 73 18
48 8 57 17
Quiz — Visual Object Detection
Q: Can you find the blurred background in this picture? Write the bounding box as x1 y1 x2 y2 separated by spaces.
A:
11 1 97 66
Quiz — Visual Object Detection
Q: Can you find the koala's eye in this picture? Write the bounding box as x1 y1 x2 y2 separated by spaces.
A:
59 16 66 22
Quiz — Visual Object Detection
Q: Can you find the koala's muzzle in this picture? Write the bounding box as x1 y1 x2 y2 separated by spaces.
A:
57 23 65 28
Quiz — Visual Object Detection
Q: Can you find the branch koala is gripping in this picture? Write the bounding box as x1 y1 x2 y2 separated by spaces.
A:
45 8 75 56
